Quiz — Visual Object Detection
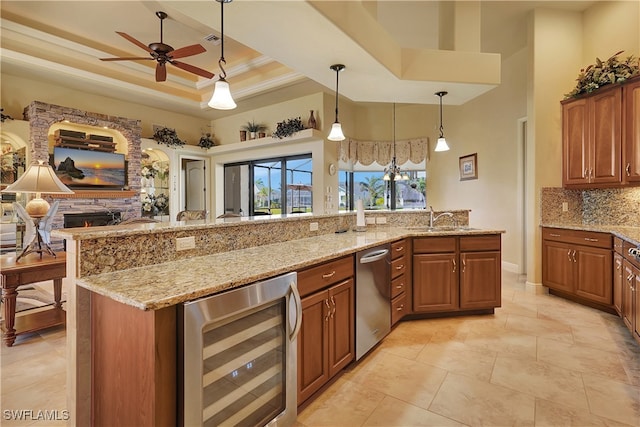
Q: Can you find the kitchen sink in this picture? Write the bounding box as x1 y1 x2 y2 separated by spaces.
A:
407 226 479 232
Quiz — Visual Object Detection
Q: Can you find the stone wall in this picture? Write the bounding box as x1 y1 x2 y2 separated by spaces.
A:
23 101 143 241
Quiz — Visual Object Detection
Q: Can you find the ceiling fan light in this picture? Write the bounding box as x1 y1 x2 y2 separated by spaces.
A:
435 137 450 152
208 79 236 110
327 122 345 141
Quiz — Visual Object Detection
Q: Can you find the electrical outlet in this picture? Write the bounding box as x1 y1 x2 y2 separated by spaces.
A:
176 236 195 251
376 217 387 224
310 222 319 231
562 202 568 212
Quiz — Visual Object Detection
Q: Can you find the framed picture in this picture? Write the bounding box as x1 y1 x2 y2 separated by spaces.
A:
459 153 478 181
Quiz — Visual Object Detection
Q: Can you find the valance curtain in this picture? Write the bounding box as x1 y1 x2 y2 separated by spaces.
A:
338 137 429 166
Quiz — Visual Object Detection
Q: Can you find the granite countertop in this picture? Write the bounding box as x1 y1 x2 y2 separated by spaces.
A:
76 226 504 311
542 223 640 246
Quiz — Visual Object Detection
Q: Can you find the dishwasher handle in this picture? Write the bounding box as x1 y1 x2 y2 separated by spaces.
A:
359 249 389 264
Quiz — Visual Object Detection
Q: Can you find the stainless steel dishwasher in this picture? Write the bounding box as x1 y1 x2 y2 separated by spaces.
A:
355 244 391 360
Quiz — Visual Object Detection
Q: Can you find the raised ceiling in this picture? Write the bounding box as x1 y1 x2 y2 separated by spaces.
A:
1 1 595 119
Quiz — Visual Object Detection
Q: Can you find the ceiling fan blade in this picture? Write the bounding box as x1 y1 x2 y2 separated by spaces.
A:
116 31 154 54
156 63 167 82
171 61 215 79
170 44 206 59
100 57 153 61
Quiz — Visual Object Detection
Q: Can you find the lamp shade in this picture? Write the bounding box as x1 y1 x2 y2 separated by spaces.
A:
208 79 237 110
2 160 73 195
327 122 345 141
434 137 450 152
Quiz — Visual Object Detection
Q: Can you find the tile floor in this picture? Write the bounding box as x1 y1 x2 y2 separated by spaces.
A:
1 271 639 426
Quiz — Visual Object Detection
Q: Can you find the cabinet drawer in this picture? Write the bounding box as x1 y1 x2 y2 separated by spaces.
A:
298 256 354 297
623 240 640 268
614 237 624 254
459 235 501 252
391 274 407 299
391 256 407 279
391 239 407 260
391 293 407 326
542 227 612 249
413 237 456 254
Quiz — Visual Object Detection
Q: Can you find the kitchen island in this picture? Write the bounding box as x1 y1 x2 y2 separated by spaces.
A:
53 212 504 425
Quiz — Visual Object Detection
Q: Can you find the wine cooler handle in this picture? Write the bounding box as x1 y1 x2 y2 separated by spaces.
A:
289 281 303 342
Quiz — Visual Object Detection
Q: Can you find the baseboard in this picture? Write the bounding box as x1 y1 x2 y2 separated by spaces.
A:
525 281 548 294
501 261 520 274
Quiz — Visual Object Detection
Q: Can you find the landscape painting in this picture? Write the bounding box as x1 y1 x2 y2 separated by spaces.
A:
53 147 126 189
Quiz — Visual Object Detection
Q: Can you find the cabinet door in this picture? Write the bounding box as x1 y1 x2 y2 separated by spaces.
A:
589 87 622 185
622 261 635 332
542 240 573 293
563 98 589 186
614 252 624 315
297 290 329 405
632 264 640 341
574 245 612 304
624 78 640 183
460 251 501 309
413 254 458 312
328 279 354 378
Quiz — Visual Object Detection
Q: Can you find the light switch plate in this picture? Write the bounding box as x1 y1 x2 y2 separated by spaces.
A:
376 217 387 224
562 202 568 212
310 222 319 231
176 236 195 251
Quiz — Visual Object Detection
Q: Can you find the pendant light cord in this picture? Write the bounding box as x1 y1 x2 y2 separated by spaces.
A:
438 93 445 138
218 0 227 80
334 68 339 123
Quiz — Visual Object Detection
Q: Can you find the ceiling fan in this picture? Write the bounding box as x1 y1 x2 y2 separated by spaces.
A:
100 11 215 82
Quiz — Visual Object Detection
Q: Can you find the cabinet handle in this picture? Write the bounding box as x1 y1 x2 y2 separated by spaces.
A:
322 270 336 279
452 259 456 273
324 299 331 321
584 168 589 179
550 233 561 237
616 260 621 270
396 304 404 312
395 246 404 252
395 264 405 271
462 259 466 273
572 250 577 263
330 296 336 319
567 250 572 262
395 284 404 289
590 168 593 180
584 238 598 242
626 163 631 176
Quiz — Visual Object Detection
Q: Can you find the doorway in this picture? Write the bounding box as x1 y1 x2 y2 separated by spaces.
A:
180 157 208 212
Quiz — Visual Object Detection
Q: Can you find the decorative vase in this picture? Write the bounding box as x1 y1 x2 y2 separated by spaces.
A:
250 131 256 140
258 132 266 138
308 110 317 130
240 130 247 141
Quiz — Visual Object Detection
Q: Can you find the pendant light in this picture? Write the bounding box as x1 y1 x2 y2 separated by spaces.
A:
208 0 236 110
383 103 410 181
435 91 450 152
327 64 346 141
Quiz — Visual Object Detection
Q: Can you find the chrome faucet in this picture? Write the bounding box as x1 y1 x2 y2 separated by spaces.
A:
429 206 455 227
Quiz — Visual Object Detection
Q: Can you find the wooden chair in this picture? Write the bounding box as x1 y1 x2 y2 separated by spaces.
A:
176 210 207 221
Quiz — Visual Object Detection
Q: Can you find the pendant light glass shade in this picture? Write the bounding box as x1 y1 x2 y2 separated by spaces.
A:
208 0 236 110
208 79 236 110
435 91 450 152
328 64 346 141
327 122 345 142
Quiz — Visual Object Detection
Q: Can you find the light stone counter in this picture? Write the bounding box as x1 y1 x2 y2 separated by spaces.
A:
76 226 504 311
542 223 640 246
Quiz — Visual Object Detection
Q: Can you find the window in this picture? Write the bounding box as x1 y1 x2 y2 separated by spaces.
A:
339 168 426 211
224 154 312 216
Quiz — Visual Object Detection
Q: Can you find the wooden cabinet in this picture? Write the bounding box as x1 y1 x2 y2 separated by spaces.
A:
390 239 409 325
542 227 612 306
413 235 501 313
623 77 640 183
297 256 354 406
621 240 640 342
562 76 640 188
614 251 624 315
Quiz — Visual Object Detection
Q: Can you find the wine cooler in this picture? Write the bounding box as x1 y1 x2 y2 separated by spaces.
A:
180 272 302 426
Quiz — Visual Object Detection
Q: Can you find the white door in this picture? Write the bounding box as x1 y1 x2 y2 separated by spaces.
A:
186 160 205 210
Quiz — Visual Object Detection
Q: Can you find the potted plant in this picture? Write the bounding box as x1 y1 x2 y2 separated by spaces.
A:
241 120 267 140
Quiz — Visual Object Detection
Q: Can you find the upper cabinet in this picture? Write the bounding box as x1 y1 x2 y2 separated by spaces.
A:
562 76 640 188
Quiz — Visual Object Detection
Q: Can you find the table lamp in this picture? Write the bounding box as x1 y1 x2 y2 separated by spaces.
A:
1 160 74 260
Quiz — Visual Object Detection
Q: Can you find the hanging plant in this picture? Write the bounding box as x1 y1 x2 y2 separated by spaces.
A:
564 50 639 99
198 133 216 149
272 117 304 139
152 127 186 148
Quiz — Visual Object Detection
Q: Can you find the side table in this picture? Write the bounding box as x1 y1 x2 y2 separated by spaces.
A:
1 252 66 346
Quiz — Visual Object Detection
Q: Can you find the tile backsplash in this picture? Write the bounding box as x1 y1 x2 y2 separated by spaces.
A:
542 187 640 227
